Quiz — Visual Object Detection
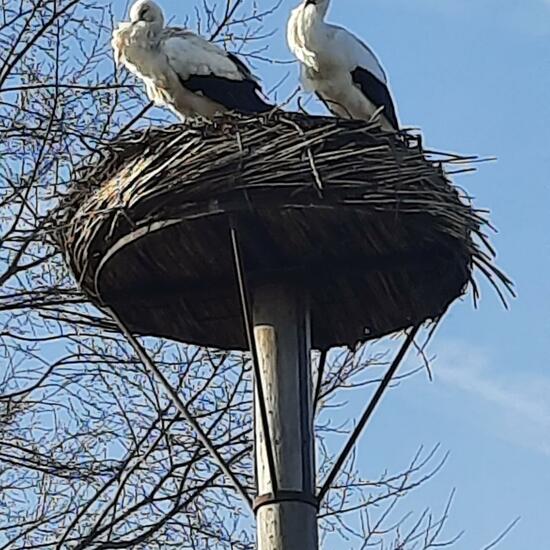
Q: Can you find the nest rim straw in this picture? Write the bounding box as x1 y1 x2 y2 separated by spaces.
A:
57 112 512 351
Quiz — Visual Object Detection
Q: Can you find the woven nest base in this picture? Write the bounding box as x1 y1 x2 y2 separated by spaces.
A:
58 113 506 351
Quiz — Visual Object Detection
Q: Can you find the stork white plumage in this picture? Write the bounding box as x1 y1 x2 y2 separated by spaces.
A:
112 0 272 119
287 0 399 131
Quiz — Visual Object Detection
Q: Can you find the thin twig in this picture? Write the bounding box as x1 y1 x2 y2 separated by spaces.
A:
105 306 253 511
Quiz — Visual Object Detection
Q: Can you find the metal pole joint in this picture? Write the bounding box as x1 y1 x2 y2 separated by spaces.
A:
253 491 319 514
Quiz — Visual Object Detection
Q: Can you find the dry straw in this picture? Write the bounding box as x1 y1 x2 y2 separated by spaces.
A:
57 112 512 350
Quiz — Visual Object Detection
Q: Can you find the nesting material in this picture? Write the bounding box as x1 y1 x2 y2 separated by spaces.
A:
58 113 511 350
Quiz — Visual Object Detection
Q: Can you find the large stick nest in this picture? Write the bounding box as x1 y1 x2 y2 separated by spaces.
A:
57 113 511 351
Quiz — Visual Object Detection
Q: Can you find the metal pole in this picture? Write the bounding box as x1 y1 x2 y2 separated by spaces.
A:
252 282 318 550
317 325 420 503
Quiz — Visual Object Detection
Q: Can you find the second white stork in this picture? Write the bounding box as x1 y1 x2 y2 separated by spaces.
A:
112 0 272 120
287 0 399 131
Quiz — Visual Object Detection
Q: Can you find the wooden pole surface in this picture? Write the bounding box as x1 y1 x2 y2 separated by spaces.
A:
253 282 318 550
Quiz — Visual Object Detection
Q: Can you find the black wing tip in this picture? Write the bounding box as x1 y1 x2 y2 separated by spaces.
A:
351 67 399 130
236 92 273 115
182 74 273 115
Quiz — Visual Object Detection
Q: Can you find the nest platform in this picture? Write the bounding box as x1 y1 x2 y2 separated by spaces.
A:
58 113 507 351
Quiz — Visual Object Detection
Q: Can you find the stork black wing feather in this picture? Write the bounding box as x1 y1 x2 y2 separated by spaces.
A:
226 52 255 80
351 67 399 130
181 74 272 115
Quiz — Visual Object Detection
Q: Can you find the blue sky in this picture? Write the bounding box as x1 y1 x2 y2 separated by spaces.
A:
120 0 550 546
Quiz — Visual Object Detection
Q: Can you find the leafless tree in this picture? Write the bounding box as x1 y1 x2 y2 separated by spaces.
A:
0 1 462 548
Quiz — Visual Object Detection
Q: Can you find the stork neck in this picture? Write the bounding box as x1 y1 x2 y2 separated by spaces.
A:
301 3 328 42
307 0 330 20
131 21 162 45
146 21 163 37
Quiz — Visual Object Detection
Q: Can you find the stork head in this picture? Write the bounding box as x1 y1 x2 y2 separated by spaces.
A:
304 0 330 17
129 0 165 31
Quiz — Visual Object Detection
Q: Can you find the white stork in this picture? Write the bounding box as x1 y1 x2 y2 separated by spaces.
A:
287 0 399 131
112 0 272 119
